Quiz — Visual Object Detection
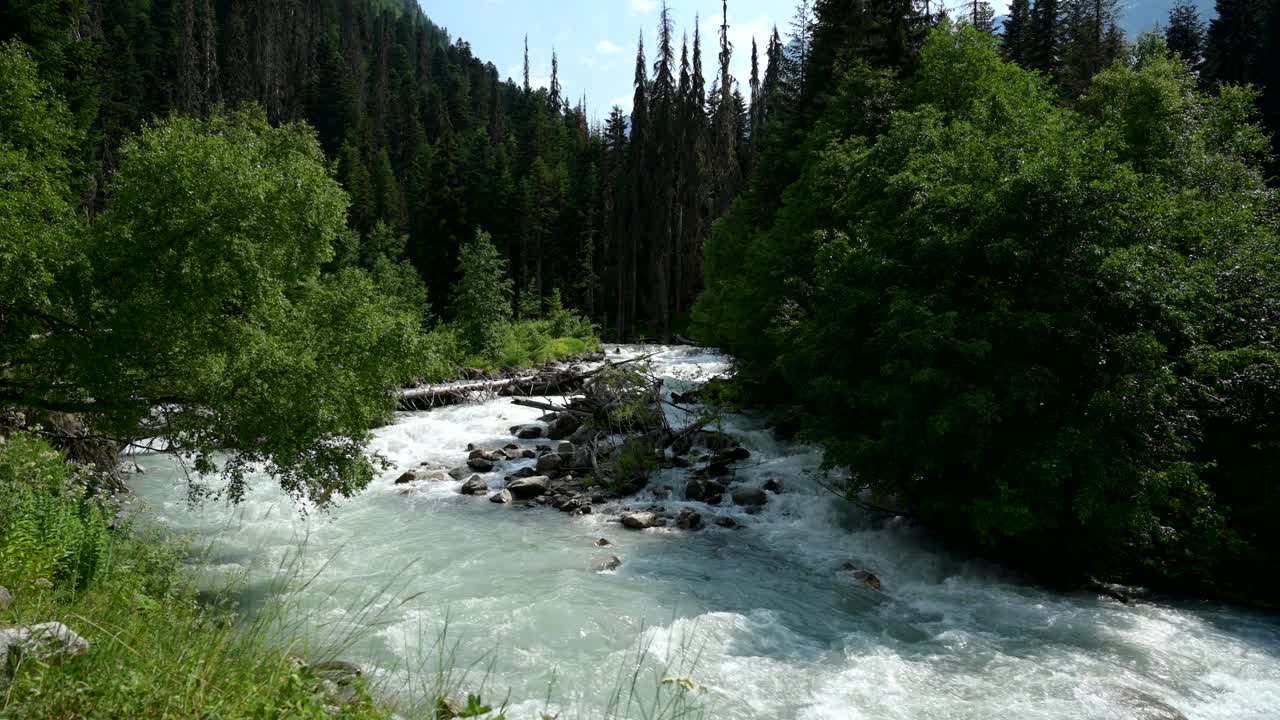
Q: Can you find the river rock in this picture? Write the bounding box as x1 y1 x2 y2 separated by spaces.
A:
764 478 784 494
505 467 536 481
507 475 551 499
675 509 704 530
467 456 495 472
311 660 362 706
535 452 563 474
0 622 90 675
714 446 752 463
460 476 489 495
511 424 544 440
547 413 582 440
503 448 525 460
621 512 662 530
685 478 726 503
595 538 611 547
0 586 11 611
568 425 594 445
1114 688 1188 720
447 466 471 481
672 455 693 469
490 489 514 504
119 461 145 475
839 562 882 590
714 516 740 529
732 487 768 507
394 470 422 485
593 556 623 572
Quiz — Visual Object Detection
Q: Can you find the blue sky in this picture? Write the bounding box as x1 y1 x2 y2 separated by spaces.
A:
417 0 793 121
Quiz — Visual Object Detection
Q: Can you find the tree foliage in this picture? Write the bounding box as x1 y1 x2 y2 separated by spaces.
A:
696 24 1280 597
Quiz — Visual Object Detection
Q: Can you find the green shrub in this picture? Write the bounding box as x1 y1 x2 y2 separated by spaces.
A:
0 434 110 591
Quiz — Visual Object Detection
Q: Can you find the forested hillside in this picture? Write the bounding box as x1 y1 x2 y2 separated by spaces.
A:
1 0 767 341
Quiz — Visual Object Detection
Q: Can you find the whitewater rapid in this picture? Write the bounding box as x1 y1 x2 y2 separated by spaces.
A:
126 345 1280 719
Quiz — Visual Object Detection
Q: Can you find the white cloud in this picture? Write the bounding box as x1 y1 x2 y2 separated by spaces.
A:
598 39 623 55
630 0 657 14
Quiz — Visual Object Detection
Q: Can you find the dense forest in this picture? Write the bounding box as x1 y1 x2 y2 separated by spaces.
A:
698 0 1280 601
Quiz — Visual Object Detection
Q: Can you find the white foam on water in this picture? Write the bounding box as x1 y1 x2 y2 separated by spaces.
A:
125 345 1280 719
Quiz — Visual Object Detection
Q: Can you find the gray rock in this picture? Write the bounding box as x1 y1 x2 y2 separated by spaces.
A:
503 448 526 461
594 538 612 547
715 446 751 463
312 660 362 706
675 509 704 530
621 512 661 530
467 456 495 472
684 478 726 504
0 622 90 676
556 441 575 458
547 413 582 440
593 556 623 572
570 448 593 470
732 487 768 507
507 475 551 499
448 466 472 481
460 476 489 495
590 493 608 505
521 448 537 459
714 516 740 529
490 489 514 504
394 470 420 485
535 452 563 474
505 467 537 483
0 586 11 611
511 424 544 439
764 478 785 494
568 425 594 445
1114 688 1189 720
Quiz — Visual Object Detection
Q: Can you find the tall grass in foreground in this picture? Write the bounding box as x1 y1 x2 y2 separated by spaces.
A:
0 433 704 719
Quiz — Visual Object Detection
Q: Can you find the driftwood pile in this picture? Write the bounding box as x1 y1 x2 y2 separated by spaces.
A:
397 353 613 410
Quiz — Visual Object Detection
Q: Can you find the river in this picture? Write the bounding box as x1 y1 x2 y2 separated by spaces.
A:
126 345 1280 719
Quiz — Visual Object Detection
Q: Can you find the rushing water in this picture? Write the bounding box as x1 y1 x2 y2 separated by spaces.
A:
126 345 1280 719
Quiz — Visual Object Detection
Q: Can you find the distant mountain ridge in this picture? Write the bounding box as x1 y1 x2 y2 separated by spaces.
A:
1120 0 1216 35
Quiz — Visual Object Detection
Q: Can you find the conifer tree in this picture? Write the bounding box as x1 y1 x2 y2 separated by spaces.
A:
1165 1 1207 72
1003 0 1033 65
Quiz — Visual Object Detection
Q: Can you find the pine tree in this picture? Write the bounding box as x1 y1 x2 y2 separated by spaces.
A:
969 0 997 34
1027 0 1062 76
1165 1 1207 72
1204 0 1258 86
1003 0 1033 65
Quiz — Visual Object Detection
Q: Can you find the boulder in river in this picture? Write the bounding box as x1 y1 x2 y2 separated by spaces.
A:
460 476 489 495
507 475 551 499
490 489 514 504
676 509 704 530
467 456 495 472
547 413 582 440
714 516 740 529
448 466 471 481
506 467 537 482
394 470 420 485
714 446 752 463
511 424 544 440
594 538 611 547
839 562 882 591
764 478 785 494
732 487 768 507
503 448 525 461
593 556 623 572
621 512 662 530
1113 688 1188 720
535 452 563 474
685 478 726 503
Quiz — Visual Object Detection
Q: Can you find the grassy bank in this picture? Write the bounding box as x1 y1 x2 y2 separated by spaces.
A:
423 313 603 382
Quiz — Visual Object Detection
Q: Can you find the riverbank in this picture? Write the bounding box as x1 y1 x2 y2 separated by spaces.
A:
0 433 397 719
